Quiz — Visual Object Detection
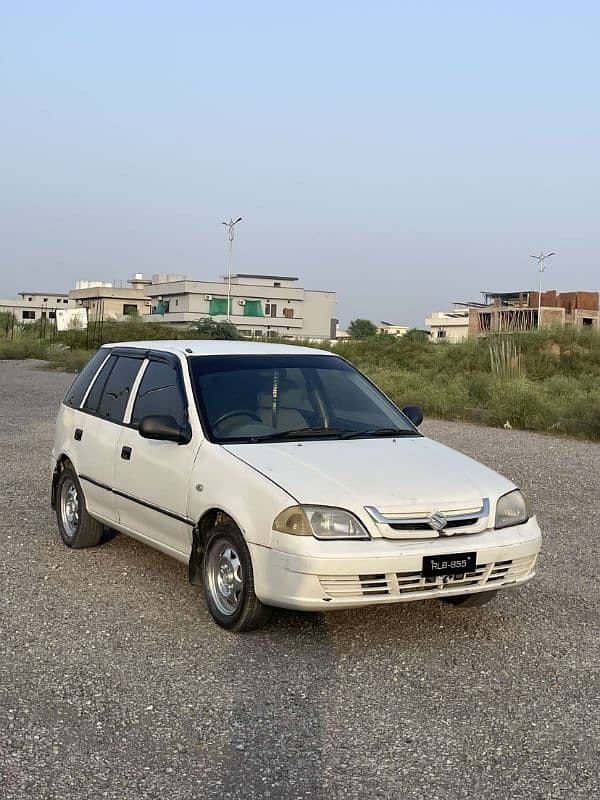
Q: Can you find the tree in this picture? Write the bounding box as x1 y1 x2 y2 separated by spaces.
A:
403 328 430 343
191 318 242 340
348 318 378 339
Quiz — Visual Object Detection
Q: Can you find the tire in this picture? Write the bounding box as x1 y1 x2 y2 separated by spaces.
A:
442 589 498 607
56 466 103 549
202 522 272 632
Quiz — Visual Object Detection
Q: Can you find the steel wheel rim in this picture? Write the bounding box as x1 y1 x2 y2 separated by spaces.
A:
206 542 244 616
60 478 80 538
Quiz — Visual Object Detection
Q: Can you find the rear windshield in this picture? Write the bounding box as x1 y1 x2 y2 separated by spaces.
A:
189 354 417 443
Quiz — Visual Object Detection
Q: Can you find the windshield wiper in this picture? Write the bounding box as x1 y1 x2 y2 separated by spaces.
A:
341 427 418 439
249 426 353 442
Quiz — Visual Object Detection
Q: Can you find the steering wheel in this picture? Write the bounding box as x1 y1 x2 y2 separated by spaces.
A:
213 409 263 429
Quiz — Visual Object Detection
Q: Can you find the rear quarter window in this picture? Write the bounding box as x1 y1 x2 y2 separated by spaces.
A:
63 349 110 409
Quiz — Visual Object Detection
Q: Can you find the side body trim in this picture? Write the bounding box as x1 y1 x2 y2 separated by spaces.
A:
79 473 194 526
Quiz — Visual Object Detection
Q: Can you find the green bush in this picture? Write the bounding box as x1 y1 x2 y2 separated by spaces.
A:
190 318 242 339
0 339 49 360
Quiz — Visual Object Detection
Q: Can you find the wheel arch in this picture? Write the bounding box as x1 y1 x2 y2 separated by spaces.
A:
51 453 74 508
189 507 245 586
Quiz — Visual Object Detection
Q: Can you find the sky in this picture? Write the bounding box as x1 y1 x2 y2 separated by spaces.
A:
1 1 599 327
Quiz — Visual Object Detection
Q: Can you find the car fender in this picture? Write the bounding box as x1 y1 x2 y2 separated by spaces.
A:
187 442 296 549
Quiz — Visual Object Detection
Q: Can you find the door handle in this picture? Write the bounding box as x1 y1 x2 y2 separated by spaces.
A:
74 428 83 441
121 446 132 461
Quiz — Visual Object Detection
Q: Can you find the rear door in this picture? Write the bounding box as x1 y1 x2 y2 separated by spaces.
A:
76 351 144 524
112 353 200 557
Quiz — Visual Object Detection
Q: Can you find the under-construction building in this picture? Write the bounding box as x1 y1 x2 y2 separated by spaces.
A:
467 290 600 334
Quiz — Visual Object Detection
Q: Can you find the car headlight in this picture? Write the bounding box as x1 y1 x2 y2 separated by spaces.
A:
494 489 531 529
273 505 371 540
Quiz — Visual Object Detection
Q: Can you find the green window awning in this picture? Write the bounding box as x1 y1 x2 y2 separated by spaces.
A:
243 300 264 317
209 297 232 316
153 300 170 315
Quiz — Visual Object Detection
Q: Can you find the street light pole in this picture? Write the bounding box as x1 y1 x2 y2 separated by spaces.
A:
530 251 555 328
222 217 242 321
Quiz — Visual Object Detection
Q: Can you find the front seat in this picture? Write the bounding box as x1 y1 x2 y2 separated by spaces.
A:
256 378 310 432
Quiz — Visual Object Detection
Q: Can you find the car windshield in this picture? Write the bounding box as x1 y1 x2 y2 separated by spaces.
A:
188 354 419 443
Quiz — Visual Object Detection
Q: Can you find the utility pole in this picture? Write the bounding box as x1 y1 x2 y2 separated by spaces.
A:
530 251 555 328
222 217 242 321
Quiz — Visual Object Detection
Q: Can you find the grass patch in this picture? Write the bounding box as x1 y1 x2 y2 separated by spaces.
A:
2 321 600 439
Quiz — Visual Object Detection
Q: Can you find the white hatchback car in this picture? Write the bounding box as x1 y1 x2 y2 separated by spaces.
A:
52 340 542 631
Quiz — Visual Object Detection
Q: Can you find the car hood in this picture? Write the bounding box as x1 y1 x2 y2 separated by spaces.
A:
223 435 515 511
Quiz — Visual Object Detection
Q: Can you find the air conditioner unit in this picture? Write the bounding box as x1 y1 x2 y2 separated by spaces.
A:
204 294 213 301
238 299 246 306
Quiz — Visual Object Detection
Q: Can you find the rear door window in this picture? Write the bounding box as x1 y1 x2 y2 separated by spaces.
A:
85 356 142 422
131 361 186 427
83 355 117 413
63 349 110 409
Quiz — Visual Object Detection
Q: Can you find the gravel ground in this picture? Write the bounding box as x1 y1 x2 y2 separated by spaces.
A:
1 359 599 800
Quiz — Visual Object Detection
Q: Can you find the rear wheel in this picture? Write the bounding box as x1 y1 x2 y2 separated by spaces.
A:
202 523 272 632
56 466 103 549
442 590 498 607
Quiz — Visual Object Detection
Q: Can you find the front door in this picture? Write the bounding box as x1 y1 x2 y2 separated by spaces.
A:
112 356 200 557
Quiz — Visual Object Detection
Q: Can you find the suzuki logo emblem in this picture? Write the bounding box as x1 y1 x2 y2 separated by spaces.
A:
428 511 448 531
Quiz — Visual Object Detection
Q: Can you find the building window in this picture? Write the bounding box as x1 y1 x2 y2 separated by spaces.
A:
283 307 294 319
240 329 252 337
28 297 33 302
22 310 35 320
123 304 139 316
264 303 277 318
478 312 491 333
49 311 56 319
43 297 48 302
436 329 447 339
254 329 263 337
582 317 593 326
274 281 281 287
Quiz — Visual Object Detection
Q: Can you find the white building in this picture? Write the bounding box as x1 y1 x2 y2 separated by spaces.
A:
378 321 410 337
425 309 469 342
145 273 338 340
0 290 75 324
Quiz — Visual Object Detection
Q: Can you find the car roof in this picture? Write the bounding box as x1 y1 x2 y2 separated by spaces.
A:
102 340 335 357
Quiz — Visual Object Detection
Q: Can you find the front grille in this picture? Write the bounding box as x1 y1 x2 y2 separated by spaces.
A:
364 499 491 539
318 554 537 600
389 517 478 532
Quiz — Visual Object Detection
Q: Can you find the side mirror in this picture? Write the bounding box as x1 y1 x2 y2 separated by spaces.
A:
402 404 423 427
138 415 192 444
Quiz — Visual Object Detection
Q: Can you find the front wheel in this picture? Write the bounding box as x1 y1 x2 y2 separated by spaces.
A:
441 590 498 607
202 523 272 632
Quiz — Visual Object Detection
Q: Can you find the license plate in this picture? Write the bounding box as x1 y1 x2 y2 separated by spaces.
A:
422 552 476 577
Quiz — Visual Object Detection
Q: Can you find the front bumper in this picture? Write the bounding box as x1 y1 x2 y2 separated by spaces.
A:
249 518 542 611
